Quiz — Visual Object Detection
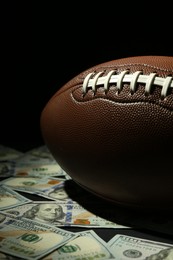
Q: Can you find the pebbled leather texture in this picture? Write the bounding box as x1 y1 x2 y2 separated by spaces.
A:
40 56 173 210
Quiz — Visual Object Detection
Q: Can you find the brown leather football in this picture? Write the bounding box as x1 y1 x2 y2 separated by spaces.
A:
40 56 173 210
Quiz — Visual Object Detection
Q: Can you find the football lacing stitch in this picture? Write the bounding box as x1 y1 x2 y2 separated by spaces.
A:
82 70 173 98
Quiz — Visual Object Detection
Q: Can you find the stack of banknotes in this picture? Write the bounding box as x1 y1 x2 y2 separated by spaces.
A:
0 144 172 259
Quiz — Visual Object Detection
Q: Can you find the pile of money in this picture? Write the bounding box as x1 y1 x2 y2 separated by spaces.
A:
0 144 172 259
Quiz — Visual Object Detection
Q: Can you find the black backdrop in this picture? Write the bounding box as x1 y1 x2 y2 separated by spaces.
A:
1 2 173 152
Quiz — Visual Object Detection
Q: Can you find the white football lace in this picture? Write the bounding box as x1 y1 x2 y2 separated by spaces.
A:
82 70 173 98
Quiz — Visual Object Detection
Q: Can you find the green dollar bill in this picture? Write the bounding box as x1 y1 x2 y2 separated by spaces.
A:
3 201 130 228
0 177 64 194
43 230 115 260
0 145 23 161
107 234 173 259
0 211 77 260
0 185 31 210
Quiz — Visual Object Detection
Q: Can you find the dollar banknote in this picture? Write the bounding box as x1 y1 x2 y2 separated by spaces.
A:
37 184 71 201
14 162 67 178
107 234 173 259
0 161 16 177
0 211 77 260
42 229 115 260
24 145 55 162
0 145 23 161
3 201 130 228
0 177 65 194
14 145 56 164
0 185 31 210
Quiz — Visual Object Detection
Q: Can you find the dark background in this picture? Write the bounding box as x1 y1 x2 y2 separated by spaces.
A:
1 2 173 151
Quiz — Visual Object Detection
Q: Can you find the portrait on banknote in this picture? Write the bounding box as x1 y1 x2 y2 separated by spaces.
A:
22 203 66 224
47 186 69 200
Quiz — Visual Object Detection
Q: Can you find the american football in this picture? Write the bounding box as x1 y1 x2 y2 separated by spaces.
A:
40 56 173 210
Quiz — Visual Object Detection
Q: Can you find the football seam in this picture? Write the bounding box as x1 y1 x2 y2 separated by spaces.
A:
71 87 173 112
52 63 173 98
